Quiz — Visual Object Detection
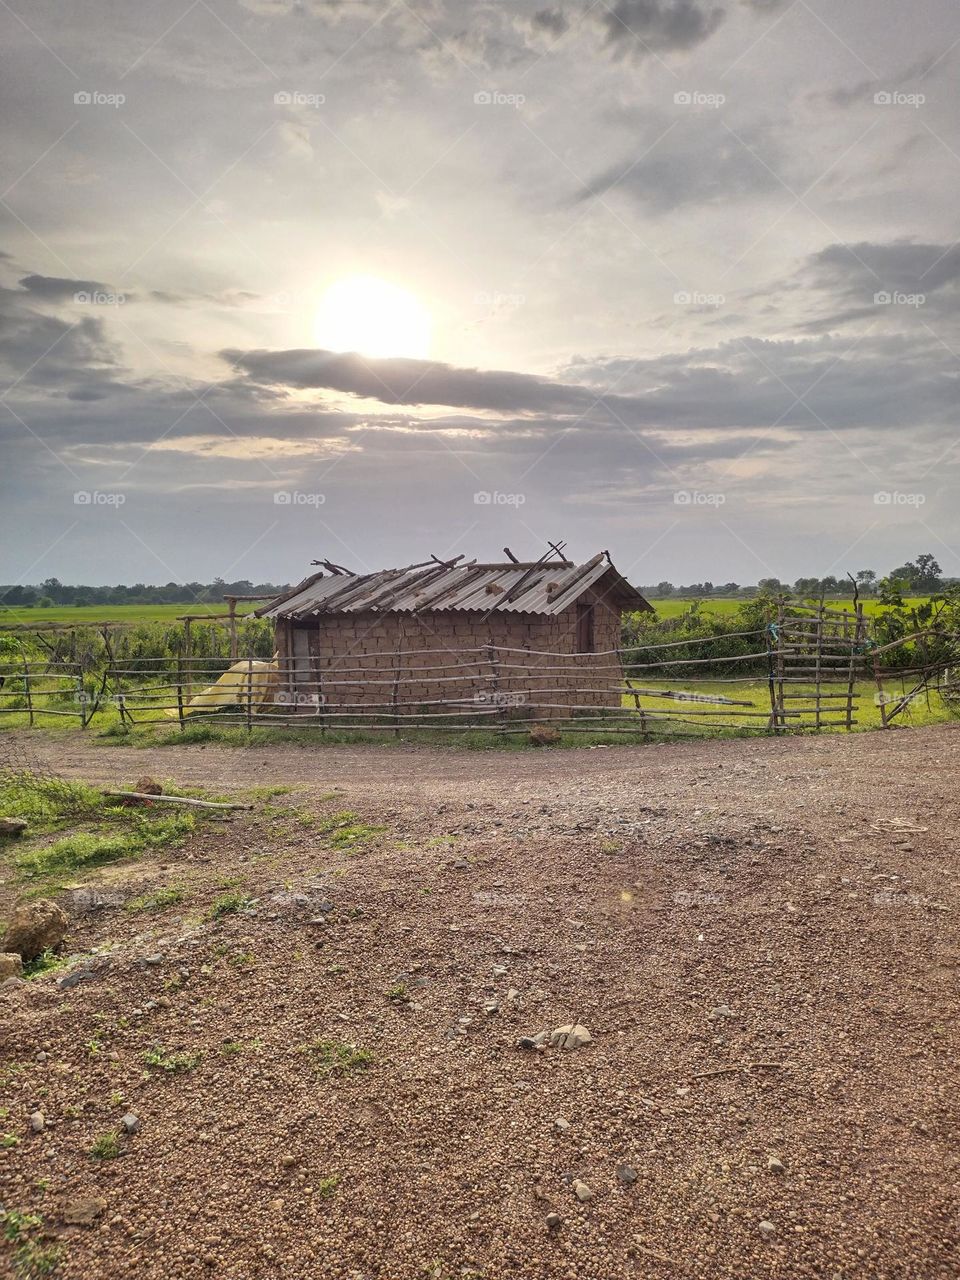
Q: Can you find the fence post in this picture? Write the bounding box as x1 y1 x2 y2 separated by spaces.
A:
765 620 779 733
22 662 34 727
176 656 185 731
246 657 253 733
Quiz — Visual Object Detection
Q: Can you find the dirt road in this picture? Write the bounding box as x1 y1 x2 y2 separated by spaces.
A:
1 726 958 1279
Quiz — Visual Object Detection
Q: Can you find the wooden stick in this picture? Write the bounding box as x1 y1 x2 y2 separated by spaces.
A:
102 791 252 810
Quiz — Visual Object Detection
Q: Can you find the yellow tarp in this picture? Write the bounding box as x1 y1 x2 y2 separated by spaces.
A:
165 659 279 718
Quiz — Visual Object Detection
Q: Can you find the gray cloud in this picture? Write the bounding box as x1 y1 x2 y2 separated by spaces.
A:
599 0 725 57
18 274 130 303
530 9 570 38
576 123 781 212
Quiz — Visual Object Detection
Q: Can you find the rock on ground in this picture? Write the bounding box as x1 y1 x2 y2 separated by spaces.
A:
2 898 68 960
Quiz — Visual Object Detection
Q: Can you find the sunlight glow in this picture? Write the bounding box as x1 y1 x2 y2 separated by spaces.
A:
314 275 431 360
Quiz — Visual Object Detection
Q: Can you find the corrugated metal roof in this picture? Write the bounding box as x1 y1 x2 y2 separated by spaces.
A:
258 553 651 620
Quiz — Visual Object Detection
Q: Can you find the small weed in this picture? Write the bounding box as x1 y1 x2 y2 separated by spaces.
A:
387 983 410 1004
142 1047 200 1074
2 1134 20 1149
109 1091 124 1107
325 963 346 977
316 811 384 850
226 950 255 970
316 1174 340 1198
22 951 68 980
1 1210 42 1243
126 886 186 913
302 1039 373 1078
220 1038 262 1057
205 892 253 920
13 1241 63 1277
86 1039 102 1057
89 1130 121 1160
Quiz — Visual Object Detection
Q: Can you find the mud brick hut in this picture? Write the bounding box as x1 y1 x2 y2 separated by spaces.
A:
257 550 652 723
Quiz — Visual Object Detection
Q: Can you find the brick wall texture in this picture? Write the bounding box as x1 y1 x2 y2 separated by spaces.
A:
277 589 624 721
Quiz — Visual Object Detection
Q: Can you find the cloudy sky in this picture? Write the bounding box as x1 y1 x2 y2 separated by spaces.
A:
1 0 958 588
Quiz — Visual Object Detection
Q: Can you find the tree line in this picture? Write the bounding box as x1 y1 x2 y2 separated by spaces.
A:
0 577 287 609
0 553 949 610
642 554 948 598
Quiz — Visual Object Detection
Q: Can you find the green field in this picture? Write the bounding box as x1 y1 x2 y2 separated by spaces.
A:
0 595 929 629
646 596 929 619
0 601 262 626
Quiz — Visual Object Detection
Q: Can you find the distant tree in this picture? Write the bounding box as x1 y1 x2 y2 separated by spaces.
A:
856 569 877 591
890 554 942 593
655 581 674 596
36 596 54 608
758 577 785 594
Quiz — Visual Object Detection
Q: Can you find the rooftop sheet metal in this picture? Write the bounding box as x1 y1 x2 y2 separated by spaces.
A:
259 555 650 620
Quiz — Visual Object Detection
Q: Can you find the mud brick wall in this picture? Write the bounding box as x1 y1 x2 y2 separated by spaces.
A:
281 588 625 719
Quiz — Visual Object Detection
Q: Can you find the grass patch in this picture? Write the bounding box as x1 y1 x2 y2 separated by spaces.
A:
220 1037 262 1056
386 983 410 1004
0 772 104 830
205 892 253 920
89 1131 121 1160
302 1039 373 1078
13 1242 62 1278
22 950 69 980
315 811 385 850
15 811 196 884
15 831 142 881
142 1047 200 1074
1 1212 43 1244
316 1174 340 1198
126 885 187 912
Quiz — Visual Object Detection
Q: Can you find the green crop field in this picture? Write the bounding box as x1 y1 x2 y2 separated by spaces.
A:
0 595 934 629
0 601 262 626
646 596 930 619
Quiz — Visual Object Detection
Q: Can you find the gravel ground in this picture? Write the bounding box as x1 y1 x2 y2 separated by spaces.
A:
1 726 958 1279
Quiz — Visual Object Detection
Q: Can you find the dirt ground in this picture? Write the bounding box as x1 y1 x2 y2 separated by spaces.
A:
1 726 958 1280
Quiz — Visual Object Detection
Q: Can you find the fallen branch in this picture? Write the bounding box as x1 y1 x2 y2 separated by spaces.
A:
102 790 252 810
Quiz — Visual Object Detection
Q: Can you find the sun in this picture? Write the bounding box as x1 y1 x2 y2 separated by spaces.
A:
314 275 431 360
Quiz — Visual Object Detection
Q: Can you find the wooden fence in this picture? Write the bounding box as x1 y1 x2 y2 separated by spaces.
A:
3 604 958 737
